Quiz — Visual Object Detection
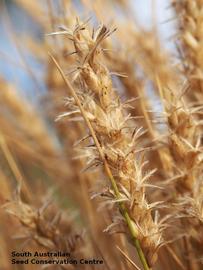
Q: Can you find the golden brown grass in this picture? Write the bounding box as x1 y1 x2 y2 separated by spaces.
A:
0 1 203 270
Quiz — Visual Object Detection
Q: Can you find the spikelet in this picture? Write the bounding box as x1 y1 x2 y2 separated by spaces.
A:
171 3 203 222
173 0 203 98
3 194 89 260
55 20 167 267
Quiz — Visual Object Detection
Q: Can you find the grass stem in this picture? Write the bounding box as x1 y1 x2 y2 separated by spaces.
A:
49 53 152 270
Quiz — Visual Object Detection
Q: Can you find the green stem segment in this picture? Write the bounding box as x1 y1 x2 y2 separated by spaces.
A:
104 162 151 270
50 53 152 270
